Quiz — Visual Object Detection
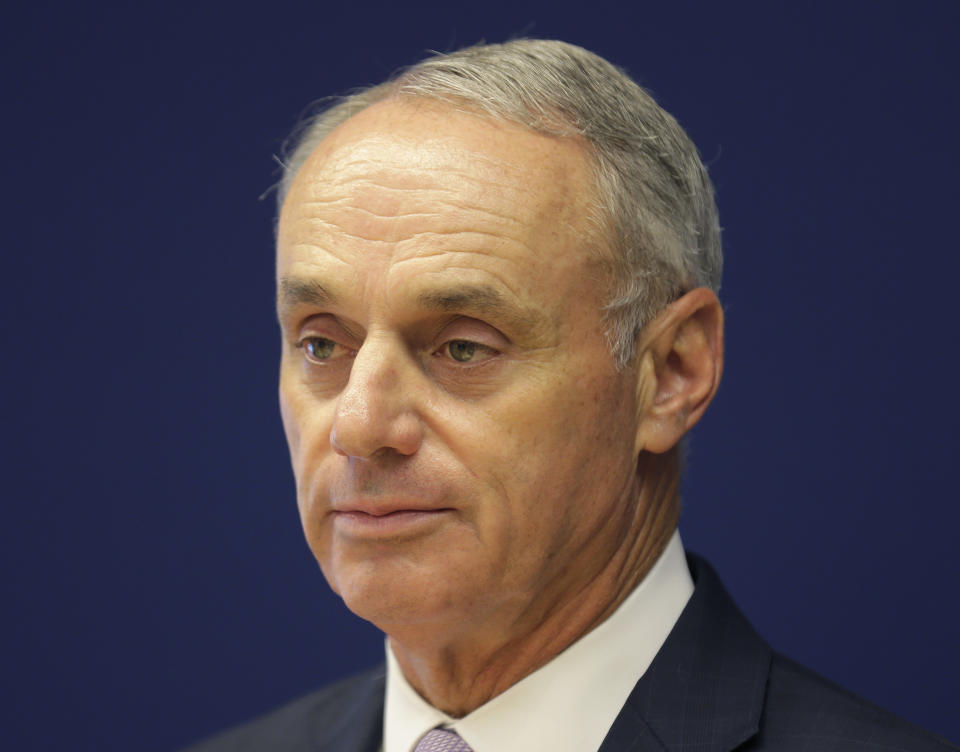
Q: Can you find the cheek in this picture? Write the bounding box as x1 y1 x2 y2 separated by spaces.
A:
480 368 635 512
282 389 339 570
452 376 615 527
278 385 301 467
279 375 337 505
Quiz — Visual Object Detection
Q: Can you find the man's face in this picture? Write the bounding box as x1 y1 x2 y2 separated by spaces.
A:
277 100 644 641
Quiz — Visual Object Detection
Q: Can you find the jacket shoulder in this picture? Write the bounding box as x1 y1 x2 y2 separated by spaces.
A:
749 652 958 751
180 665 385 752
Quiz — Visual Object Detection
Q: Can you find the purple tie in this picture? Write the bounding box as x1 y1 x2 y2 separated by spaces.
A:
413 727 474 752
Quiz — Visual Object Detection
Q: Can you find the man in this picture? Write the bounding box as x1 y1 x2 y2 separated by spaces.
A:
186 40 955 751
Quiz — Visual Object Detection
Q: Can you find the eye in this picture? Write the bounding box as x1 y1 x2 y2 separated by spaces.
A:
296 336 344 363
441 339 498 364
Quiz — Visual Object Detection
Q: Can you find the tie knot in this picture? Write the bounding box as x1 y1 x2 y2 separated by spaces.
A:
413 727 474 752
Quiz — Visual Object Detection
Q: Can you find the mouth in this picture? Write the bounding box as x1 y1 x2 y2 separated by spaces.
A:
331 506 456 539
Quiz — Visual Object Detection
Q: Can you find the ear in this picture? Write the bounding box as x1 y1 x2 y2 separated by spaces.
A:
633 288 724 455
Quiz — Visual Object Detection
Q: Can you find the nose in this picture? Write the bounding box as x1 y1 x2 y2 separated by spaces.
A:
329 335 424 459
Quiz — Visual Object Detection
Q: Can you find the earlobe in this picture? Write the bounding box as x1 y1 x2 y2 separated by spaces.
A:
633 288 724 455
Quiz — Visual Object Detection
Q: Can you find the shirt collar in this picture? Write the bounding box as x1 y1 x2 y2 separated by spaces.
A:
384 530 693 752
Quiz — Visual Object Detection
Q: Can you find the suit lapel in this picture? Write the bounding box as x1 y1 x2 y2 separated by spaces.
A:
314 666 386 752
599 555 772 752
597 699 668 752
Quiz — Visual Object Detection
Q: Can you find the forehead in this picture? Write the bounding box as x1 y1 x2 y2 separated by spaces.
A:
276 100 606 319
306 103 577 185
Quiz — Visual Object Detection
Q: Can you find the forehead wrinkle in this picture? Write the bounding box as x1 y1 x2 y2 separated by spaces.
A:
288 218 525 249
306 139 558 214
295 159 525 209
303 177 530 226
288 189 531 249
386 245 529 284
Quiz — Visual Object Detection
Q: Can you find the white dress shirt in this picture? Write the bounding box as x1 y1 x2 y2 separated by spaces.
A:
383 530 693 752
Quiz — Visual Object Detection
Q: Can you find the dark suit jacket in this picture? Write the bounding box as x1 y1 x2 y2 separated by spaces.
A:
183 555 956 751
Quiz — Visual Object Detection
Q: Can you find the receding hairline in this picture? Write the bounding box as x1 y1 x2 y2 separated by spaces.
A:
284 94 602 202
278 94 618 284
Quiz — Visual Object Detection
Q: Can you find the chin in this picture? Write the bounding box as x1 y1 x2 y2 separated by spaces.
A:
322 551 482 631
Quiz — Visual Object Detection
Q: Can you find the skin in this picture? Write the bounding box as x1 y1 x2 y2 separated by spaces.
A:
276 99 724 716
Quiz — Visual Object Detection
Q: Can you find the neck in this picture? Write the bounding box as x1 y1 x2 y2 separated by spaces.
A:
388 452 681 717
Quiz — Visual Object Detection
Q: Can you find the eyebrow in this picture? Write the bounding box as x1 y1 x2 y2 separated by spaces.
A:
418 285 544 333
418 285 508 314
277 277 336 317
277 276 546 334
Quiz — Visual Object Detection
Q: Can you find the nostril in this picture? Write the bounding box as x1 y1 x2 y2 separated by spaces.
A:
330 406 423 459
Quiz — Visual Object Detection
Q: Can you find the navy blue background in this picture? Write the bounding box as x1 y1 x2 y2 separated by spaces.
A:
4 1 958 749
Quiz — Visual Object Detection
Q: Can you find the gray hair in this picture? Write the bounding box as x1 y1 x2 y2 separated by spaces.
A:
277 39 722 366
